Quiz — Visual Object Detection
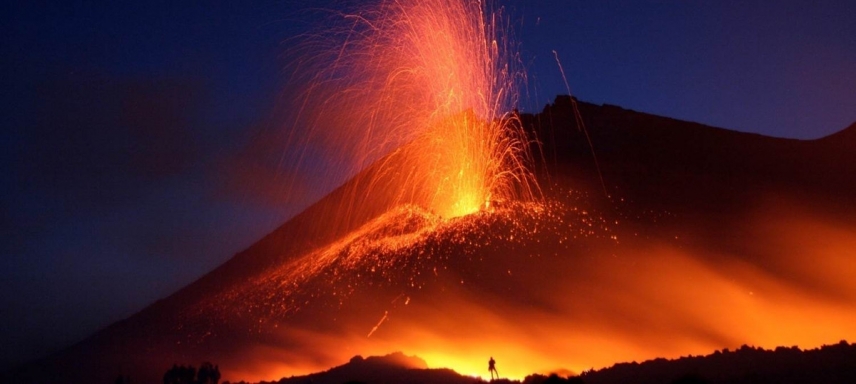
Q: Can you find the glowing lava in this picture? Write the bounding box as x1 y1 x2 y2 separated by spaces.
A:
285 0 536 221
165 1 856 383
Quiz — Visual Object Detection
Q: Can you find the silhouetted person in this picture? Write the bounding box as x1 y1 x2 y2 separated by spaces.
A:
488 356 499 380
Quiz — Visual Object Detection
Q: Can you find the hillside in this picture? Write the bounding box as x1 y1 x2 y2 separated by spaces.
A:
579 340 856 384
528 96 856 214
5 97 856 383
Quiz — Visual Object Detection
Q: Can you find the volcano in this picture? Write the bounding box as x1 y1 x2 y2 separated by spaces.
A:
6 97 856 383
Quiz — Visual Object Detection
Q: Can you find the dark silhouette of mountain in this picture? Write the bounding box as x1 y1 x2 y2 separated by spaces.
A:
4 96 855 383
260 352 476 384
526 96 856 215
524 95 856 259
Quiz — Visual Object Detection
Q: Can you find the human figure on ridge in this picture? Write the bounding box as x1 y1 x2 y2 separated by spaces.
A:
488 356 498 380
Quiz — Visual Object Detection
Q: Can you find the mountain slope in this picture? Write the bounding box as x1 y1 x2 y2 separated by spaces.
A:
6 97 856 383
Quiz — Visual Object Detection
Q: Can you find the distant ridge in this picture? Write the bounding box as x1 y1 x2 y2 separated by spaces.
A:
267 352 475 384
818 121 856 145
579 340 856 384
523 96 856 216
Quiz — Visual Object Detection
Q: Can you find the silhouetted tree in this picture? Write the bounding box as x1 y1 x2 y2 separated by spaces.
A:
163 362 221 384
198 362 213 384
213 364 221 384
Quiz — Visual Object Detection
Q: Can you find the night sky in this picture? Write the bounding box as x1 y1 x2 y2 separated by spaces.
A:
2 0 854 370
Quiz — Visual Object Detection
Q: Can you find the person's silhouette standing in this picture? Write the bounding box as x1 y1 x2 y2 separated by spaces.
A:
488 356 498 380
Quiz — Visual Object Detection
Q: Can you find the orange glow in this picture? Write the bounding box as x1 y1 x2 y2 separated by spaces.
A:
168 0 856 381
185 196 856 383
283 0 536 222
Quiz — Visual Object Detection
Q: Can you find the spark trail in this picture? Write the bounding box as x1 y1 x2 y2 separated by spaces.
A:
190 0 856 381
284 0 538 227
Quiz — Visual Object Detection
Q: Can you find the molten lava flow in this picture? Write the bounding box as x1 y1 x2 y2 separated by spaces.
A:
284 0 536 223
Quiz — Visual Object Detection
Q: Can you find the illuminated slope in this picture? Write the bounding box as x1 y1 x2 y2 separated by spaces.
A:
7 100 856 384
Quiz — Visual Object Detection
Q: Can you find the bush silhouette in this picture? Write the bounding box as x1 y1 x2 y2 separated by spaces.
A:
163 362 221 384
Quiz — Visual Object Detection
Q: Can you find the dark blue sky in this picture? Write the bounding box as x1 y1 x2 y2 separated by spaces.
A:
2 0 854 370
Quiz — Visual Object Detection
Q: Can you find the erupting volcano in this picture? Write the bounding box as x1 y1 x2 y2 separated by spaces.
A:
281 0 536 224
7 1 856 383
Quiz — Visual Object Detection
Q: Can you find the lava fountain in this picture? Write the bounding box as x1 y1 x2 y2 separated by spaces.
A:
10 2 856 383
183 1 856 381
284 0 537 224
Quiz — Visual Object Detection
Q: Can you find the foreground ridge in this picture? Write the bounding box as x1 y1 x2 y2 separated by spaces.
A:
579 340 856 384
247 342 856 384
